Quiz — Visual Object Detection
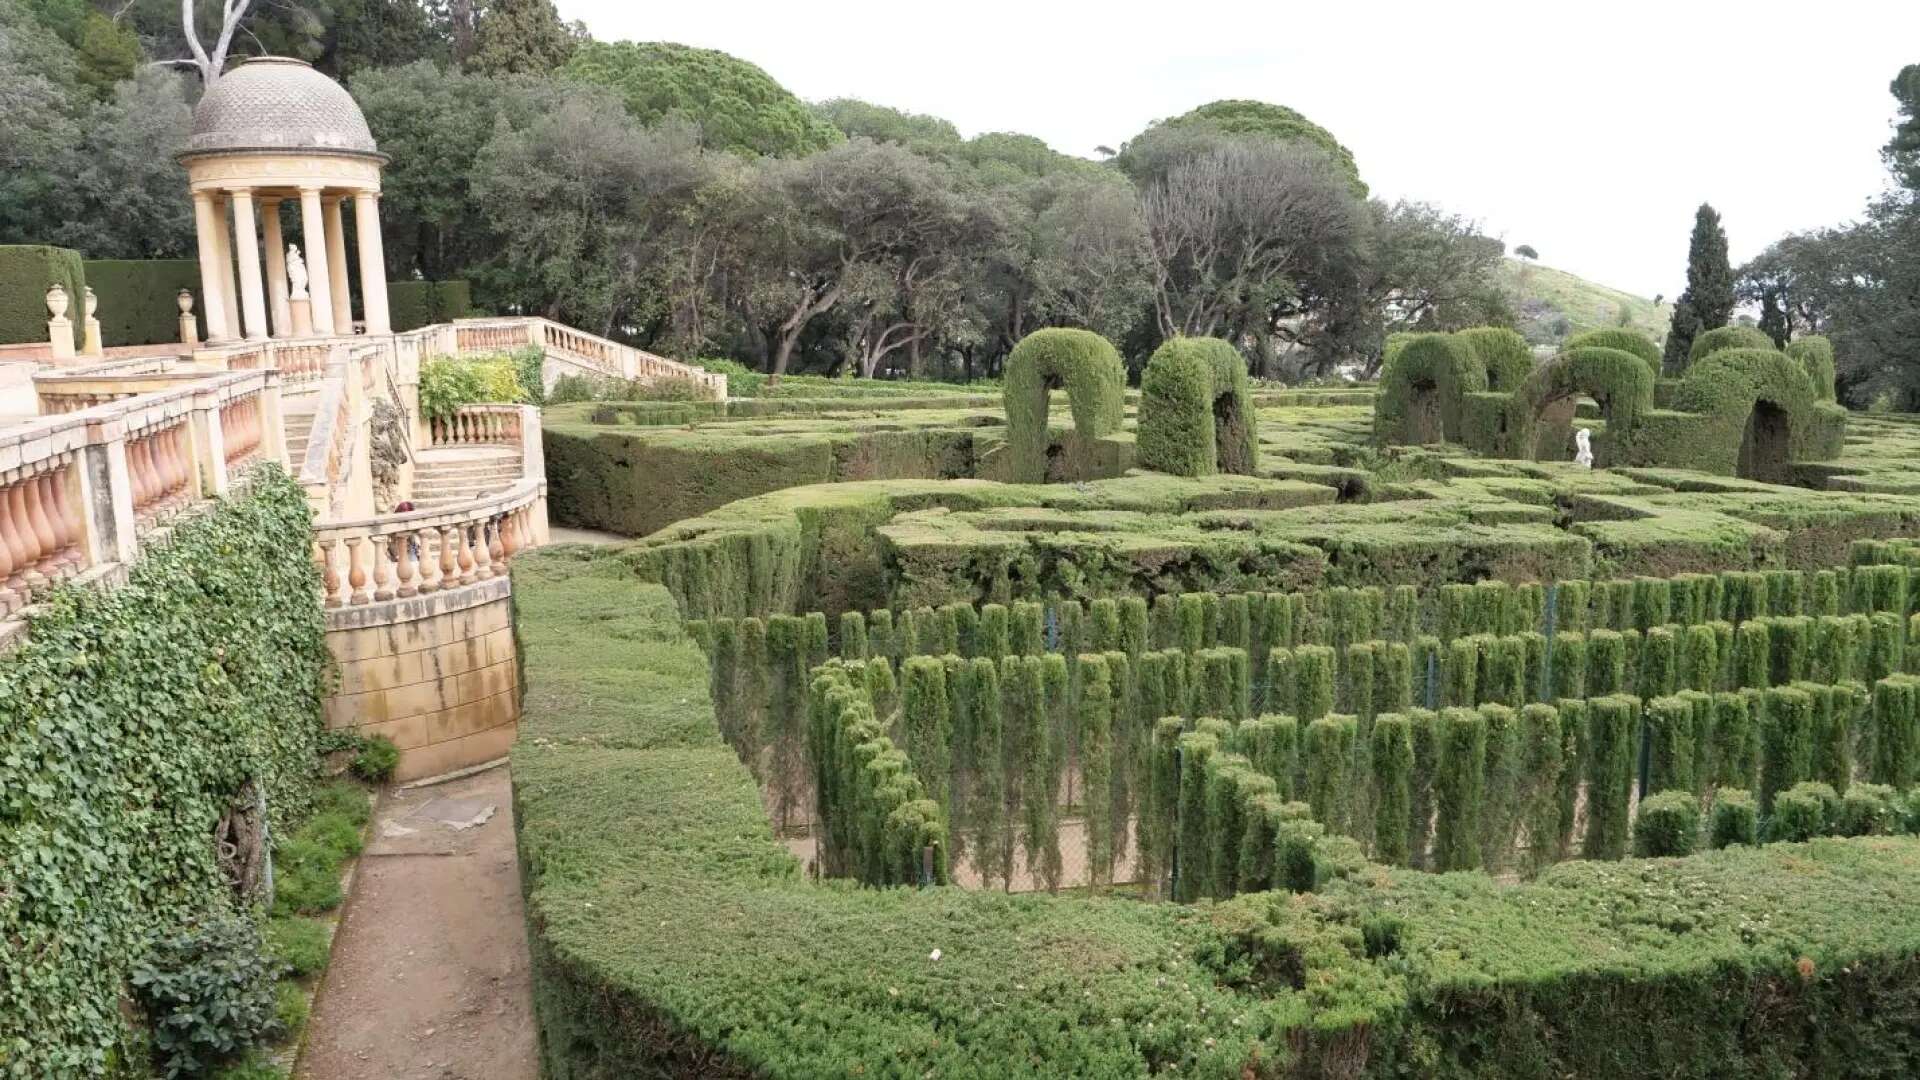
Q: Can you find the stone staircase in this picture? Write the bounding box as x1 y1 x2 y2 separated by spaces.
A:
283 403 317 468
409 446 524 510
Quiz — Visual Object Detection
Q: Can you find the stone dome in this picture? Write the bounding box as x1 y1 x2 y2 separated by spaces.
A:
182 57 382 159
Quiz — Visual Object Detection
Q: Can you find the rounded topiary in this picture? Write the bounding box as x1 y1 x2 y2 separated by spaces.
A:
1001 328 1126 483
1709 789 1759 848
1687 324 1776 365
1452 327 1534 392
1564 328 1660 380
1137 336 1258 477
1785 335 1837 402
1632 790 1700 856
1375 333 1487 445
1767 781 1839 842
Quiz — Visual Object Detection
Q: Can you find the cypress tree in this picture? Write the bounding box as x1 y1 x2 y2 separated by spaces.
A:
1009 601 1045 656
1681 624 1719 693
1583 695 1637 860
900 657 953 816
1386 585 1419 641
1760 685 1815 812
1517 703 1564 873
1243 713 1301 800
1089 598 1121 652
1710 691 1756 789
1371 713 1414 866
1477 704 1521 871
1345 641 1377 721
1433 707 1487 872
1076 655 1115 888
1376 641 1414 714
965 658 1006 890
1871 675 1920 789
1173 731 1218 901
838 611 869 660
863 656 899 732
1407 708 1440 869
1295 645 1336 721
1555 579 1591 635
1662 202 1735 375
1219 593 1251 651
1588 630 1626 695
1550 631 1587 700
947 603 979 657
1305 715 1356 835
1553 699 1589 861
1639 626 1679 699
1141 715 1186 894
977 603 1010 659
867 609 896 664
1735 620 1772 689
1177 593 1208 652
1645 695 1697 794
1444 636 1481 707
1150 593 1179 650
1119 596 1150 657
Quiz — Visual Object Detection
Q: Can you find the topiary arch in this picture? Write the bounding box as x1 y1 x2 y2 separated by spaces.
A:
1136 337 1258 477
1510 346 1655 462
1687 325 1775 367
1375 333 1486 445
1786 335 1837 402
1452 327 1534 392
1564 328 1661 381
1001 328 1127 483
1670 347 1818 482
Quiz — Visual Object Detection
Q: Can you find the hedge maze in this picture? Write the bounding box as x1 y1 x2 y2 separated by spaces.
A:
519 325 1920 1074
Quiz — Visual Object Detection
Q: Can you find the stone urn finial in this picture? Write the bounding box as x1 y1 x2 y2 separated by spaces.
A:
46 283 68 320
178 289 195 315
84 286 97 318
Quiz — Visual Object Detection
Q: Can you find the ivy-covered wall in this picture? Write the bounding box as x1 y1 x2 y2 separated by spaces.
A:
0 468 330 1074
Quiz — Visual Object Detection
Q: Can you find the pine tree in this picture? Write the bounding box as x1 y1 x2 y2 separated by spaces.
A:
1662 203 1735 375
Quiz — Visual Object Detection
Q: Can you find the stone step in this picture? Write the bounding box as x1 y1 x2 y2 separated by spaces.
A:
413 461 522 479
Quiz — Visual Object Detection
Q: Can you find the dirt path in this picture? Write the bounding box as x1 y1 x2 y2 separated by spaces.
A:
297 765 537 1080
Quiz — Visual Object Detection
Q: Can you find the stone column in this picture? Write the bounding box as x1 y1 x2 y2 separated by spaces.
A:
208 195 243 341
353 192 391 336
299 187 336 336
190 192 232 342
262 198 291 338
229 189 270 341
323 196 353 333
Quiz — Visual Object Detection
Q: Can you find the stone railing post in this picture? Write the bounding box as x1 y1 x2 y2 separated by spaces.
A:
47 284 75 362
82 416 138 565
259 372 288 469
187 389 231 498
82 287 104 358
178 290 200 346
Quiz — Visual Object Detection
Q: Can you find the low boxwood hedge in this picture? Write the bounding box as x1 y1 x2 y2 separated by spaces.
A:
514 550 1920 1077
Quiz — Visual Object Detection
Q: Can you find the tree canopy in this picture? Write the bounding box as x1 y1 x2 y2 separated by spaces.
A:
562 40 842 157
1124 99 1365 195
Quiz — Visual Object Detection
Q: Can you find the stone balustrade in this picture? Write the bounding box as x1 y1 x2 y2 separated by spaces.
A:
430 403 523 448
449 316 726 400
312 478 547 608
0 452 85 617
0 368 285 629
211 336 355 389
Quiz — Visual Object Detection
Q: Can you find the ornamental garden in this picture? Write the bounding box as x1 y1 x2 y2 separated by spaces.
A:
515 324 1920 1076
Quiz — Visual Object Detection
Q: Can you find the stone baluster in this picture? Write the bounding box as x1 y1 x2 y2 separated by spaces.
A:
438 525 458 589
455 523 475 585
12 482 46 591
23 471 57 582
346 535 370 605
58 465 83 572
0 483 17 616
129 437 153 513
391 530 417 599
317 539 341 608
371 530 394 602
487 512 506 567
419 525 443 593
471 520 493 580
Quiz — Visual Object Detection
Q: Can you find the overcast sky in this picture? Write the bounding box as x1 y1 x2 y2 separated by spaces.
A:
557 0 1918 299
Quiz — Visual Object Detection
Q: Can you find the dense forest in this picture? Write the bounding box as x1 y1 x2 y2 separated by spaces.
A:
1 1 1914 400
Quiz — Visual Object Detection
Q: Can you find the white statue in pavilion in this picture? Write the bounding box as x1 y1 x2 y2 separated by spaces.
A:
1574 427 1594 469
286 244 309 300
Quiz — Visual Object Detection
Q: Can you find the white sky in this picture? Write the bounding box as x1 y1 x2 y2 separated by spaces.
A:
557 0 1919 299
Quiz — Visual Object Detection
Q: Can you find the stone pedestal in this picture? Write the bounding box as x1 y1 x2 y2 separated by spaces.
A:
290 296 314 338
47 284 75 361
179 290 200 346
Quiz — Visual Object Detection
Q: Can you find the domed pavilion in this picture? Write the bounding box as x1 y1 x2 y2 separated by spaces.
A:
177 57 391 343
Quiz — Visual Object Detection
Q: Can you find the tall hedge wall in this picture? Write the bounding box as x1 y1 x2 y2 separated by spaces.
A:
0 244 85 348
82 259 204 346
1688 324 1776 365
388 279 472 332
1452 326 1534 391
514 550 1920 1077
0 468 329 1072
1000 327 1125 483
1787 335 1838 402
1375 332 1486 444
1564 327 1661 380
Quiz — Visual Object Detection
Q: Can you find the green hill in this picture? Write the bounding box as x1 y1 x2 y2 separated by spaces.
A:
1499 258 1673 348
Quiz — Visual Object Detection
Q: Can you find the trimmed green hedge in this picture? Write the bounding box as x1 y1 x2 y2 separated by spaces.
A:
515 550 1920 1077
0 468 329 1072
0 244 85 348
1136 336 1257 477
1688 324 1776 365
1565 327 1661 379
1510 345 1655 461
1000 328 1126 483
82 259 203 346
387 280 472 331
1375 332 1486 444
1787 334 1838 402
1452 326 1534 391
